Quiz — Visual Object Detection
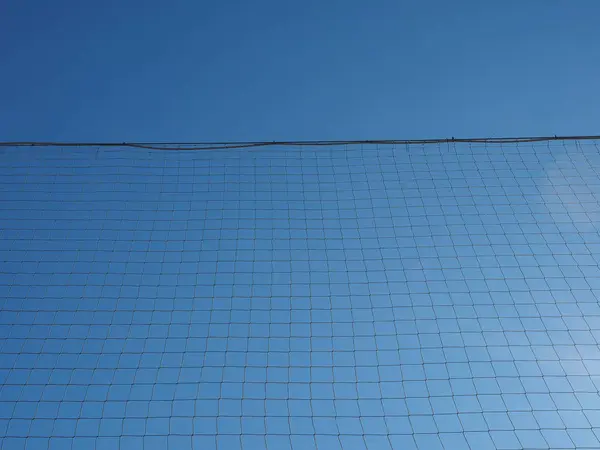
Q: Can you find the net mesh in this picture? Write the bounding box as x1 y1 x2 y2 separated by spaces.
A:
2 141 600 449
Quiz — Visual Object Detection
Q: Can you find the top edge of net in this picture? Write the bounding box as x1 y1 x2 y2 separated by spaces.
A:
0 135 599 150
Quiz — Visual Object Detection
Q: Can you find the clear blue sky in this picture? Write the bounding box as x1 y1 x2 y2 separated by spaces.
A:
1 0 599 142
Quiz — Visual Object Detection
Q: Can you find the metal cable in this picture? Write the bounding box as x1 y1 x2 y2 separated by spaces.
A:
0 134 599 151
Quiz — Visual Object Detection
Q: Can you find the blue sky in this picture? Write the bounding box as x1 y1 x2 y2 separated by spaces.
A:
1 0 599 141
3 4 600 448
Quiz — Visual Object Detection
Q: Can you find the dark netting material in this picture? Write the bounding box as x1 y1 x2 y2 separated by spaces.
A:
1 141 600 449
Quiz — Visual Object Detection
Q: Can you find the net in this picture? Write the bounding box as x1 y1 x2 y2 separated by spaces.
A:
1 141 600 449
